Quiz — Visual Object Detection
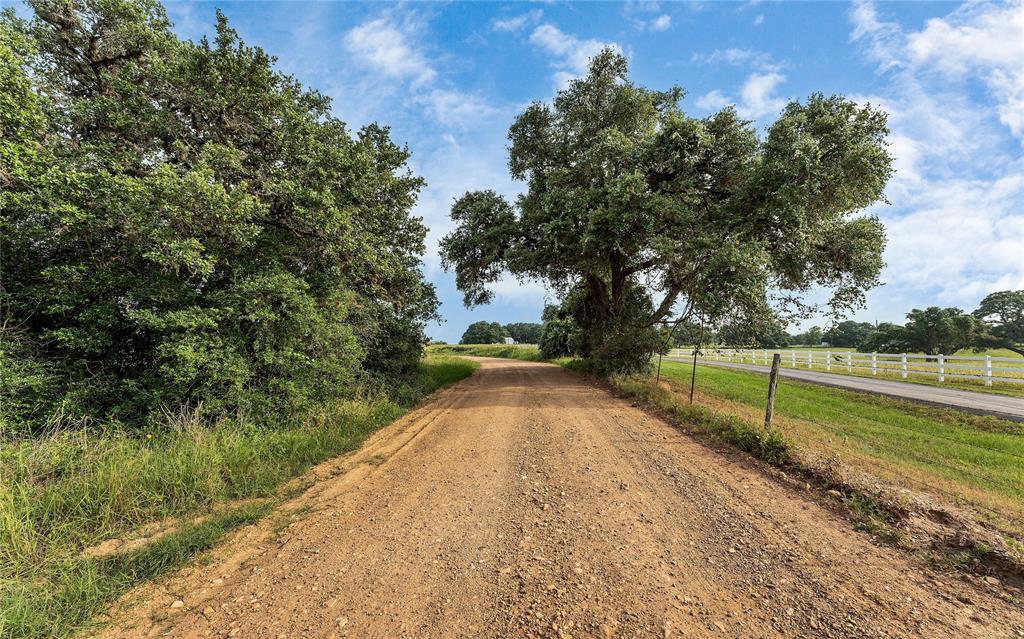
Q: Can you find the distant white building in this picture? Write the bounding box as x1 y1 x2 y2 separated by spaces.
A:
504 337 515 345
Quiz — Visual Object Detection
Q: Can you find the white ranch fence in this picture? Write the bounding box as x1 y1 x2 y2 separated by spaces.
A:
665 348 1024 387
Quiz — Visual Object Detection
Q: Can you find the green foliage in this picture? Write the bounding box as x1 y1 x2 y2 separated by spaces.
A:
717 318 791 348
503 322 542 344
975 290 1024 356
440 49 891 376
459 321 508 344
865 307 987 355
0 1 436 431
538 319 574 359
790 325 824 346
823 320 877 348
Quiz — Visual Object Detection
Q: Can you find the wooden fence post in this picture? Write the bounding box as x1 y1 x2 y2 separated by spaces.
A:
807 351 812 369
871 352 877 376
765 354 781 430
985 356 992 386
689 346 699 404
901 353 908 380
826 350 831 372
938 354 945 382
846 352 852 372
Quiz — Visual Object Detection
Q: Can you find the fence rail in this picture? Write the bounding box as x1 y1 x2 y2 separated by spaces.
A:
665 348 1024 387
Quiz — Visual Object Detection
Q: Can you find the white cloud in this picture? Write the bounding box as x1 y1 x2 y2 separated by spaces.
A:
623 1 672 32
754 14 764 26
529 23 621 87
739 72 787 119
650 15 672 32
493 10 543 32
341 15 502 131
845 1 1024 317
851 0 1024 139
848 0 903 70
881 173 1024 304
343 18 436 85
905 1 1024 137
417 89 499 128
695 89 729 111
693 73 787 120
692 47 777 71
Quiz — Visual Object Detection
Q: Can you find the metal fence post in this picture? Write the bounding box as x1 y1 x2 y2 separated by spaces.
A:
938 353 945 383
871 352 877 376
826 350 831 372
901 353 907 380
985 356 992 386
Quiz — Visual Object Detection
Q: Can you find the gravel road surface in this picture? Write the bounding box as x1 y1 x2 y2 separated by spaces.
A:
98 358 1023 638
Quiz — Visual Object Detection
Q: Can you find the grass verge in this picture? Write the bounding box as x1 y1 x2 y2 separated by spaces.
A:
657 360 1024 530
0 355 477 639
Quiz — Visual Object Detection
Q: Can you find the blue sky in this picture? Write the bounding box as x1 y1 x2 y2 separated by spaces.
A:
16 0 1024 342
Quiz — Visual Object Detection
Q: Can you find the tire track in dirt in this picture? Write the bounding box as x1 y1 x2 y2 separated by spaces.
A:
96 358 1024 638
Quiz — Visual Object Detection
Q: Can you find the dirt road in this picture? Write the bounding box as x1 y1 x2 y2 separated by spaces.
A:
100 358 1023 638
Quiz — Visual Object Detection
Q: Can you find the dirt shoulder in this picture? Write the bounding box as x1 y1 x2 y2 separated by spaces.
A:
95 358 1024 638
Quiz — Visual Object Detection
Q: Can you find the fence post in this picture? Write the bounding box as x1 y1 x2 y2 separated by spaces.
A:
871 352 877 376
765 354 781 430
826 350 831 372
846 352 852 372
807 351 812 369
985 356 992 386
938 353 945 383
764 349 769 365
791 351 796 368
901 353 907 380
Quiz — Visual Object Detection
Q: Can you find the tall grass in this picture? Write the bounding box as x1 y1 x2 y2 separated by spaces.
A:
0 355 477 639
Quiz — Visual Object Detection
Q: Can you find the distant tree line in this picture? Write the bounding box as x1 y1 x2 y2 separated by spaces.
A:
1 0 437 433
681 291 1024 356
459 322 542 345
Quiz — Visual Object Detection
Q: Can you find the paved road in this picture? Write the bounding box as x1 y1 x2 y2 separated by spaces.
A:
97 358 1023 638
671 358 1024 421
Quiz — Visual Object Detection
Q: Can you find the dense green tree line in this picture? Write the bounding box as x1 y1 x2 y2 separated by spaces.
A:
458 321 542 344
694 291 1024 356
0 0 437 432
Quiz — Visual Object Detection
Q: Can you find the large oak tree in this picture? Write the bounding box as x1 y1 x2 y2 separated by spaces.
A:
441 50 893 373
